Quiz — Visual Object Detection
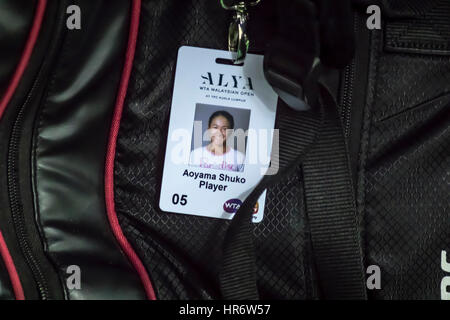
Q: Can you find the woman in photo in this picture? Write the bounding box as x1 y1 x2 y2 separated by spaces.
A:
190 110 245 172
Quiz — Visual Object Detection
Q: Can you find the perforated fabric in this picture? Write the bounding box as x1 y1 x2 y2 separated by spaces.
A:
114 0 313 300
361 25 450 299
113 0 450 300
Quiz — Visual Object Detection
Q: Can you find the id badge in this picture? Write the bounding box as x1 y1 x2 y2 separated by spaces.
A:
159 46 278 223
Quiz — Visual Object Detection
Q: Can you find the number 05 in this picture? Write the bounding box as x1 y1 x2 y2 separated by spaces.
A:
172 194 187 206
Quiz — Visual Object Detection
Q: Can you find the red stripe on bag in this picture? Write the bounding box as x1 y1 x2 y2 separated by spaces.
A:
104 0 157 300
0 231 24 300
0 0 47 121
0 0 48 300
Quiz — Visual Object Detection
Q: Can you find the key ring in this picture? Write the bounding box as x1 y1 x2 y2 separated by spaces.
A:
220 0 262 64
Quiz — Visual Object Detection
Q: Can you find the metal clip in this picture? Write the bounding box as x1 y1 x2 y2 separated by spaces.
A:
221 0 261 64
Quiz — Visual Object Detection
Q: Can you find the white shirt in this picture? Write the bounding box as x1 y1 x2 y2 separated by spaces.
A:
190 146 245 172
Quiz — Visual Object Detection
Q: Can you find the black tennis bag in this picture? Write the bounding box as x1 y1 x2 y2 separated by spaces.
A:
0 0 448 300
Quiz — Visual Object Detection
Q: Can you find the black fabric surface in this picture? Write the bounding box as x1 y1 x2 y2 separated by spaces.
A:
114 0 450 300
359 15 450 299
114 0 314 300
385 0 450 55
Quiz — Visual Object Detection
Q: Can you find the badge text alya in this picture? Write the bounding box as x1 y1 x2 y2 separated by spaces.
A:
183 169 246 192
200 72 255 97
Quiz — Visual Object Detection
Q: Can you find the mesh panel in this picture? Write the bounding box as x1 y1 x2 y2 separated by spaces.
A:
114 0 450 300
364 38 450 299
114 0 312 300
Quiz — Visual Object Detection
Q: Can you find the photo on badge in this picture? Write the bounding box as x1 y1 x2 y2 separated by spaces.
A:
189 103 251 173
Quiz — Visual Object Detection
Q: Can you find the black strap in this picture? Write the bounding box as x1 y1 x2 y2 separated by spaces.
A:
219 96 323 300
302 89 367 299
219 84 367 299
219 0 366 298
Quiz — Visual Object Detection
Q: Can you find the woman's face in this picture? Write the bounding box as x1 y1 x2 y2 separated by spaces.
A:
208 115 231 146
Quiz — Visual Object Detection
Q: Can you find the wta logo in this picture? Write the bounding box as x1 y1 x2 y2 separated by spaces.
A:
223 199 242 213
223 199 259 215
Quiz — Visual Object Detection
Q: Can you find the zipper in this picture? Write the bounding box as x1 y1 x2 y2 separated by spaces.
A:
340 12 359 139
5 1 68 300
339 9 371 182
342 59 356 138
7 87 50 299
